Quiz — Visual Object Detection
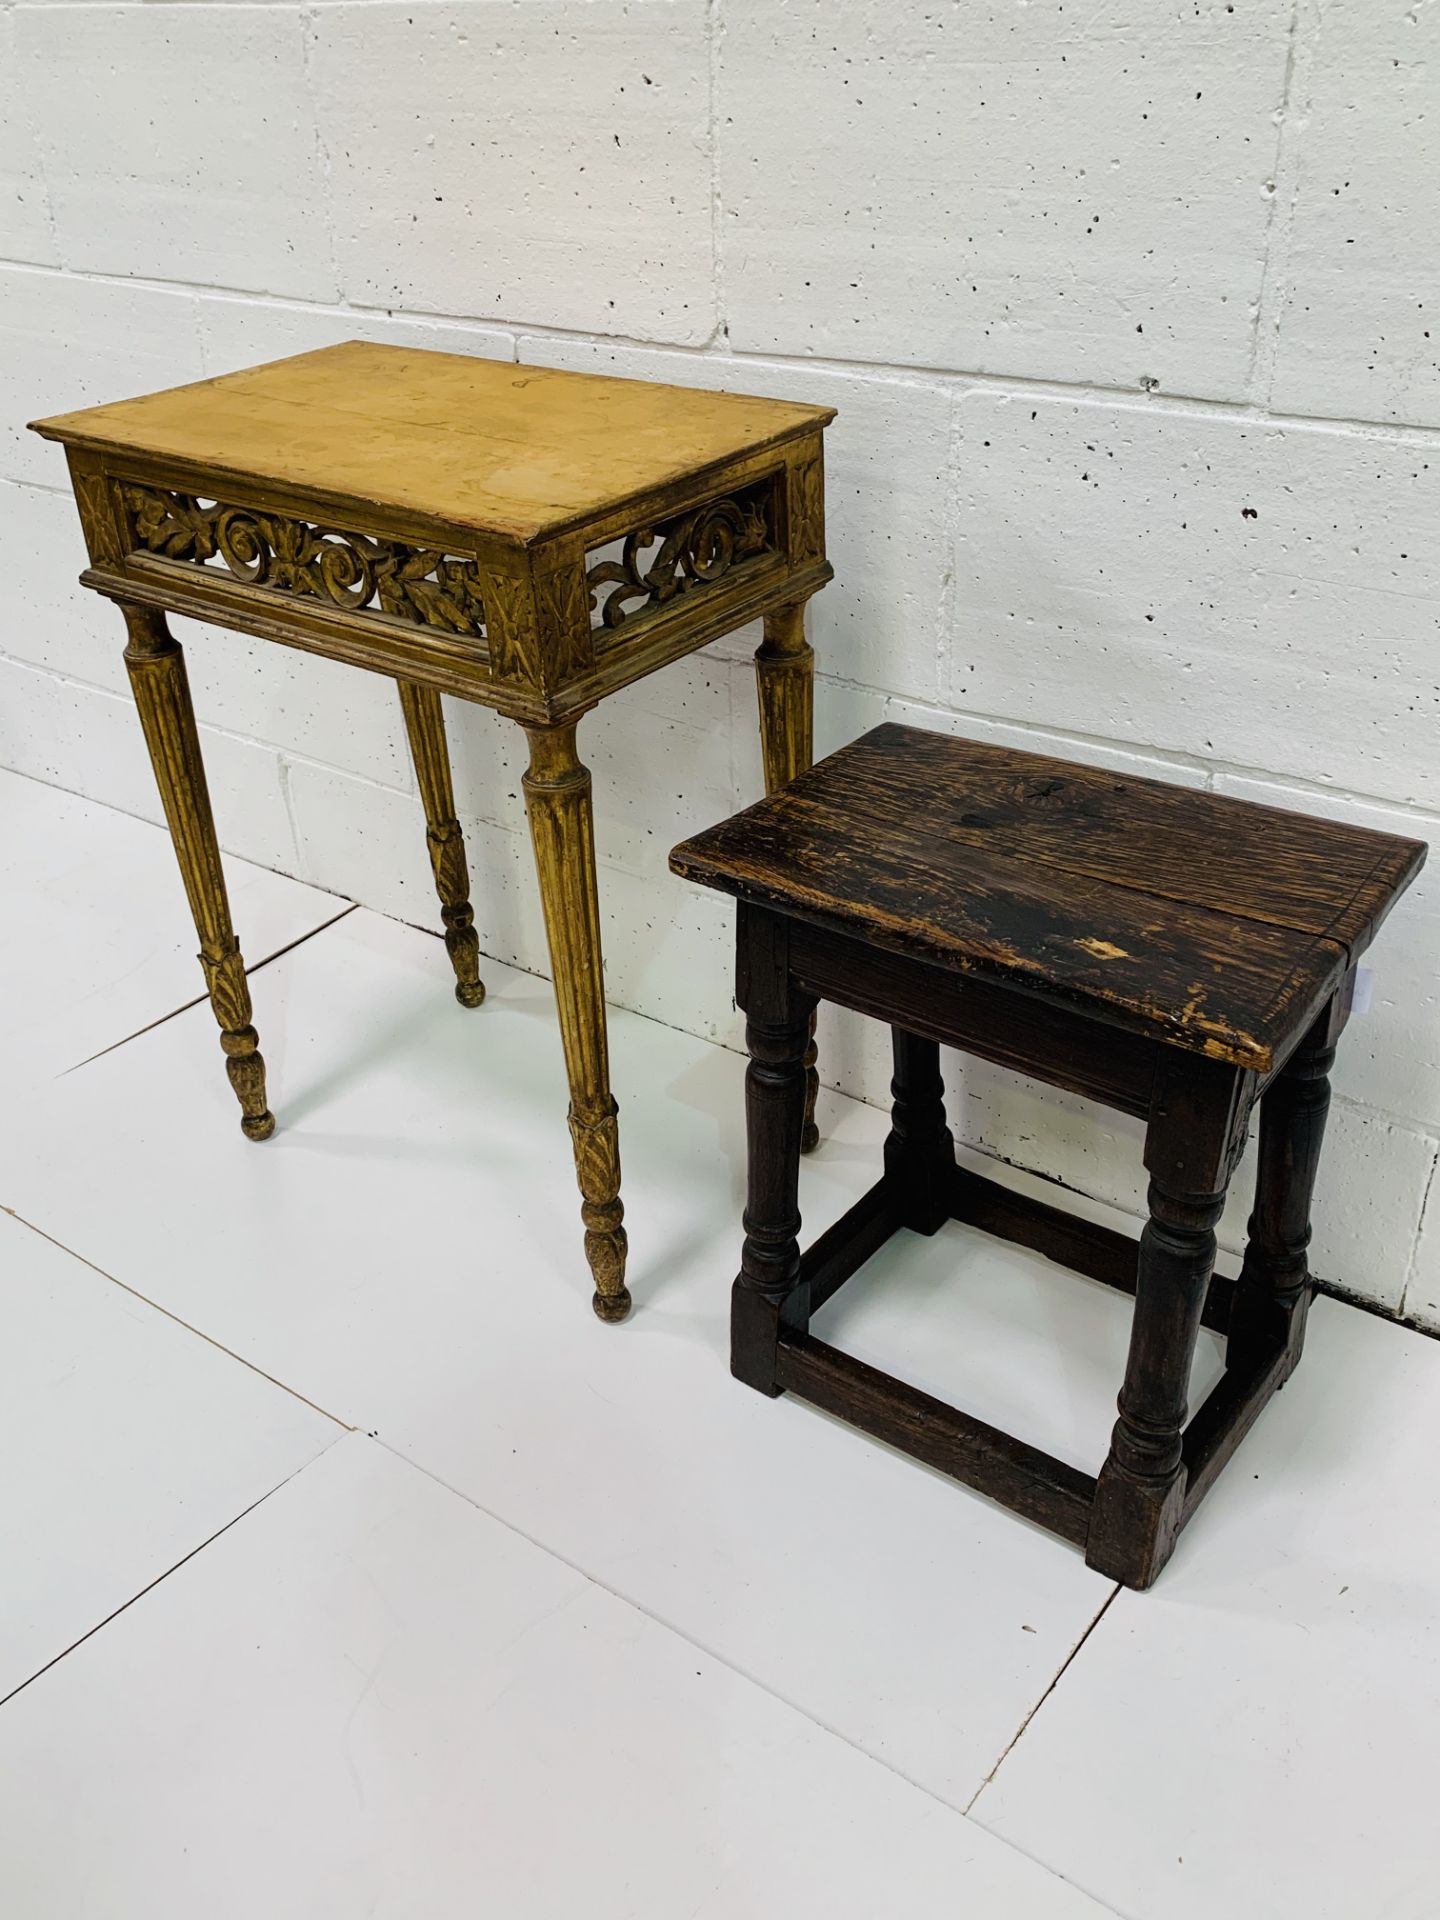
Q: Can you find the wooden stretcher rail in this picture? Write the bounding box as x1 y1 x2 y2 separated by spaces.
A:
1181 1340 1292 1523
775 1329 1097 1547
798 1178 904 1312
948 1163 1236 1337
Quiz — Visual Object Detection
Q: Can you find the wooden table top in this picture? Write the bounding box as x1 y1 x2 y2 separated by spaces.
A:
30 341 834 545
672 724 1426 1071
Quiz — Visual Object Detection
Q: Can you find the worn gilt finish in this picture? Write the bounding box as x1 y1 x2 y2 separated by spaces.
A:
673 724 1424 1587
121 604 274 1141
521 718 629 1322
33 343 834 1318
397 680 485 1009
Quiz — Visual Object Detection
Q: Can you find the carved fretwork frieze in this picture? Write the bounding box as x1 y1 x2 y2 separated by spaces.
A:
121 484 488 640
585 480 776 632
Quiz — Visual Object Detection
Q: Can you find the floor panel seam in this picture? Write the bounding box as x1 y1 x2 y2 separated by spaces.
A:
373 1434 993 1827
0 1437 345 1713
963 1582 1121 1816
57 901 360 1076
1 1207 353 1430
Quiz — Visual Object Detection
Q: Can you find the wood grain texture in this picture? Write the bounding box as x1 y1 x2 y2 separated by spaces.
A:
702 721 1417 1582
673 723 1426 1070
790 921 1160 1117
396 680 485 1010
30 342 833 545
716 892 1357 1585
37 348 835 1317
39 347 832 730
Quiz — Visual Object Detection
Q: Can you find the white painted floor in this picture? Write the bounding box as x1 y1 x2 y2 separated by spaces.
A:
3 771 1438 1919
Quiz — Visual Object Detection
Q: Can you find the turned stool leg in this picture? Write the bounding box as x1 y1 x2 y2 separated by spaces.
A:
397 680 485 1009
521 718 628 1323
732 908 817 1396
1088 1176 1227 1588
884 1029 955 1235
121 605 273 1140
754 601 819 1153
1228 1015 1337 1381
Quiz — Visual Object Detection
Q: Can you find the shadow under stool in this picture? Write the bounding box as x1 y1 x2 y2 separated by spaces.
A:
671 723 1425 1588
31 342 836 1322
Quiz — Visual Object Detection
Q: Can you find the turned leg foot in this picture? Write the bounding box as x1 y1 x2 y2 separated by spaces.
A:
122 606 274 1140
397 680 485 1009
523 717 630 1322
569 1100 630 1322
207 944 276 1141
1088 1178 1227 1588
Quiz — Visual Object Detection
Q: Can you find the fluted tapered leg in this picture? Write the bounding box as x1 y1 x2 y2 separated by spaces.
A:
397 680 484 1009
121 604 272 1140
521 717 628 1323
754 599 819 1151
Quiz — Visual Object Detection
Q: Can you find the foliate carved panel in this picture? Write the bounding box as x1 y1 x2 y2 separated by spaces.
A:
199 938 255 1036
121 484 488 640
567 1098 623 1210
788 456 825 564
535 561 594 682
483 569 542 686
73 467 125 566
585 478 777 632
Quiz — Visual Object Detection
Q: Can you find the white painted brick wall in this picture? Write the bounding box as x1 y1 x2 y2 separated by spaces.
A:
17 5 336 300
313 0 716 341
1269 0 1440 428
0 9 55 267
1 265 206 487
952 394 1440 807
720 0 1294 396
3 0 1436 1326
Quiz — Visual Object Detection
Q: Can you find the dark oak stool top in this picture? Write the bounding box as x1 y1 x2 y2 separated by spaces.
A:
671 724 1424 1587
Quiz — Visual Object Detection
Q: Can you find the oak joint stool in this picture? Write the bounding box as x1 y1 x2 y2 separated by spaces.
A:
671 724 1424 1588
33 343 834 1321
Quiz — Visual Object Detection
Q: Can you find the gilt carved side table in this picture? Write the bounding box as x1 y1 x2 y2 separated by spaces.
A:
31 343 834 1321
